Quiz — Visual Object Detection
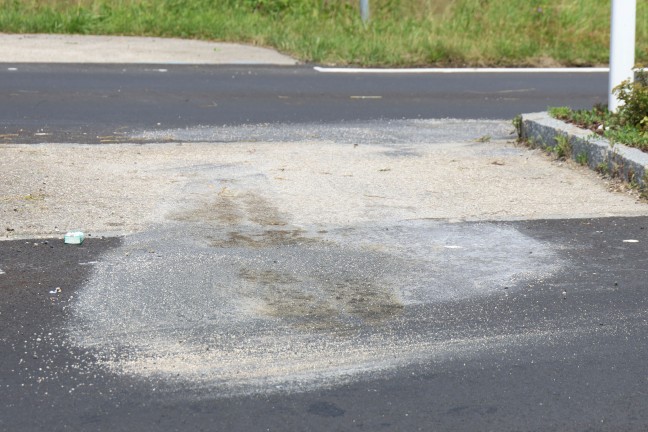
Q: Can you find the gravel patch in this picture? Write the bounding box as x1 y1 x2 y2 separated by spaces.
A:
3 119 646 396
2 120 645 240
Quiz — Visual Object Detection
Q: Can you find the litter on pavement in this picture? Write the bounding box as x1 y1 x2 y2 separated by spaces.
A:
64 231 85 245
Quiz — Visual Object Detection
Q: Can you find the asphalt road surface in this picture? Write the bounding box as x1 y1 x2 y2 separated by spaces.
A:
0 65 607 143
2 218 648 431
2 65 648 432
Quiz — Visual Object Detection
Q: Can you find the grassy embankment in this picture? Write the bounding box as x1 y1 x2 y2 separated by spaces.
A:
1 0 647 67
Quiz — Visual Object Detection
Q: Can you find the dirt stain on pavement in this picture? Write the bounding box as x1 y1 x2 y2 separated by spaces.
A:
169 190 288 228
238 266 404 331
166 189 405 331
241 192 287 227
212 229 316 248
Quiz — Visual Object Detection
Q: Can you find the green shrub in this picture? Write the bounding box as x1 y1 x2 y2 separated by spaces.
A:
576 152 588 166
548 106 571 120
548 70 648 152
552 134 571 159
613 69 648 132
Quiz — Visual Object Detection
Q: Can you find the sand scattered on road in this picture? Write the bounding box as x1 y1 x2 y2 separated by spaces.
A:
4 120 646 396
1 123 646 240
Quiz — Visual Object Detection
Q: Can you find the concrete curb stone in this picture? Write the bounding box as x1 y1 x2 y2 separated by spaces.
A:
520 111 648 188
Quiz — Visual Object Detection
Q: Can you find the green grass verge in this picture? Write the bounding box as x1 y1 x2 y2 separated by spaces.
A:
548 105 648 152
1 0 647 67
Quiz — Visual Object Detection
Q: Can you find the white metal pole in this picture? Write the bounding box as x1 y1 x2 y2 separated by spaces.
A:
608 0 636 112
360 0 369 23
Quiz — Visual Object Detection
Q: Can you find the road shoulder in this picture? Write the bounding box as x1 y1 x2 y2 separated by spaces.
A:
0 33 298 65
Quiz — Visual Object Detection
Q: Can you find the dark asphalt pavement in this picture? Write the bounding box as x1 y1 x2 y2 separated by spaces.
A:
2 217 648 431
2 64 646 431
0 65 607 143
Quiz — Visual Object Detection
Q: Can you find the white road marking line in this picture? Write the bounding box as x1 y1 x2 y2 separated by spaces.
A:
314 66 610 74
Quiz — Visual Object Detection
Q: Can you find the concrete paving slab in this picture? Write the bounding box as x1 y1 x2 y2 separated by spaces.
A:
0 33 298 65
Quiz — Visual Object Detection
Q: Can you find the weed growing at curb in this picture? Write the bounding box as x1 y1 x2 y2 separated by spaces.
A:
547 106 571 119
575 152 588 166
512 115 523 138
552 135 571 160
516 116 648 200
596 161 609 175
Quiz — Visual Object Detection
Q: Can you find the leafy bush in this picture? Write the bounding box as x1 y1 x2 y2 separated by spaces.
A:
614 69 648 133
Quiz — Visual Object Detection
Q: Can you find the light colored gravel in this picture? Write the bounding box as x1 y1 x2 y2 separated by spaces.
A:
0 33 298 65
1 130 645 240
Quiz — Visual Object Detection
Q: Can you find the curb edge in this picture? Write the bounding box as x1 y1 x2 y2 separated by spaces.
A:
519 112 648 188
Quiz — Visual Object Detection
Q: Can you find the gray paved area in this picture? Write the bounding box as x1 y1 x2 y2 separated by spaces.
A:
2 121 645 240
2 120 647 400
2 35 648 430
